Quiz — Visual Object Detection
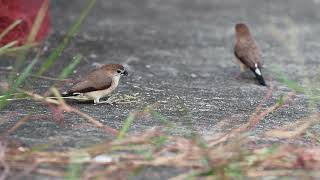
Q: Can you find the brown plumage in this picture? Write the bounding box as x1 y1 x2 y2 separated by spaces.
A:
63 64 128 104
234 23 266 86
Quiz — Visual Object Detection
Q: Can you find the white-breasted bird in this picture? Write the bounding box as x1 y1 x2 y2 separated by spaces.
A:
234 23 266 86
63 64 128 104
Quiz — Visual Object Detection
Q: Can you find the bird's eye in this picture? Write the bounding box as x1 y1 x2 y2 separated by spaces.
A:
117 70 121 73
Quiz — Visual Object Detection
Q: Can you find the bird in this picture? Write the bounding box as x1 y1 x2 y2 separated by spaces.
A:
62 64 128 104
234 23 266 86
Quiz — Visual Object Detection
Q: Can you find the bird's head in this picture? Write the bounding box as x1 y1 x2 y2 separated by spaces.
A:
235 23 251 37
103 64 128 78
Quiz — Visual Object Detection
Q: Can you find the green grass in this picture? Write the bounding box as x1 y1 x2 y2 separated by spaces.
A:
117 113 136 140
37 0 96 76
0 20 22 40
8 0 50 85
0 0 96 109
0 54 39 108
152 135 167 150
0 3 319 180
0 41 18 55
224 163 244 180
150 110 176 129
272 65 304 93
58 54 82 80
65 152 87 180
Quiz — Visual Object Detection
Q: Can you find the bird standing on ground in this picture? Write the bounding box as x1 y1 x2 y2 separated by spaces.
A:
234 23 266 86
63 64 128 104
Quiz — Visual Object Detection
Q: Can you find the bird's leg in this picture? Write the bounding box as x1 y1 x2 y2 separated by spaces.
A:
235 63 250 80
239 63 247 72
98 97 114 105
233 58 245 79
235 57 248 72
93 98 100 105
103 98 114 105
94 98 112 105
98 94 118 105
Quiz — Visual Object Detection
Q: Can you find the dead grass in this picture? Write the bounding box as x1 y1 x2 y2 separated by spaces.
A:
0 85 319 179
1 115 319 179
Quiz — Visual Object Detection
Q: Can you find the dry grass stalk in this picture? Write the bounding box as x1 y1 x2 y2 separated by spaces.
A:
1 78 318 179
2 123 320 179
15 88 119 136
208 89 295 147
264 113 320 139
2 115 32 136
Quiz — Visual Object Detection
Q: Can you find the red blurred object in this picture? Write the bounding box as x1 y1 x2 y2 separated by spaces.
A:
0 0 51 46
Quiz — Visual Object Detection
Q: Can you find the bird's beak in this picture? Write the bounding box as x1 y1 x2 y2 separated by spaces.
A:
122 70 128 76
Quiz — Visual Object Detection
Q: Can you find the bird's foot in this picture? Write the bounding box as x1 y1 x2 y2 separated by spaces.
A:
93 98 101 105
97 99 114 105
93 95 117 105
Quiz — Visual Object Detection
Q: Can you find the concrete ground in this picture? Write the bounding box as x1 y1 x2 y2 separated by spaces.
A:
1 0 320 179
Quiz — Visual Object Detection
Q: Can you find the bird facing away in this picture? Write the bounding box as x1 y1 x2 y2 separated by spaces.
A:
234 23 266 86
63 64 128 104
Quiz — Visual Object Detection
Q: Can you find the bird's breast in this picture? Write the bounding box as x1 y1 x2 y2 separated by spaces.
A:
111 75 120 88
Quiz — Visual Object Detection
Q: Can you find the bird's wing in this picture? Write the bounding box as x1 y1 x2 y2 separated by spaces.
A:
234 40 266 86
68 70 113 94
234 40 261 68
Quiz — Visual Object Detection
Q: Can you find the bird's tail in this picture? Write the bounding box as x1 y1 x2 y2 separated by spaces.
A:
250 67 266 86
43 91 73 100
61 91 76 97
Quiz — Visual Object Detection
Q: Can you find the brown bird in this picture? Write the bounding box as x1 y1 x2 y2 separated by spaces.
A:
234 23 266 86
63 64 128 104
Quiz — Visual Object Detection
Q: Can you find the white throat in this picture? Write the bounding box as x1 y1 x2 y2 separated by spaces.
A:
112 75 121 87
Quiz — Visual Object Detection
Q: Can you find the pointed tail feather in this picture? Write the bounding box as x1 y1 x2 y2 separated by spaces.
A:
62 91 76 97
255 74 266 86
251 68 267 86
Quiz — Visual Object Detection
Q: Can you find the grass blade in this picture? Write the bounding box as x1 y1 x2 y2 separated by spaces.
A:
0 20 22 41
0 41 18 55
65 152 87 180
58 54 82 80
26 0 50 44
13 55 39 88
37 0 96 76
65 162 82 180
151 111 175 128
274 66 305 93
117 113 135 140
8 0 50 84
0 54 39 109
0 43 36 56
